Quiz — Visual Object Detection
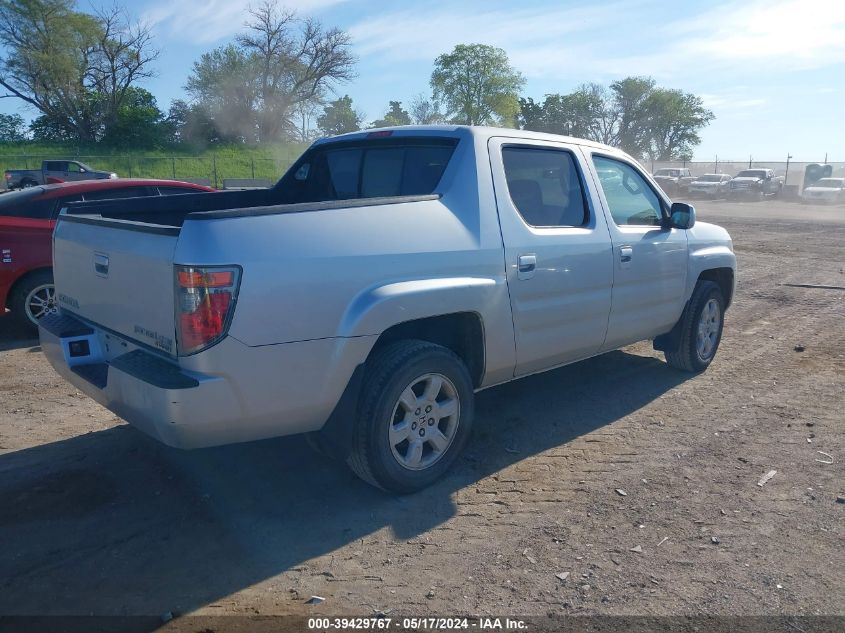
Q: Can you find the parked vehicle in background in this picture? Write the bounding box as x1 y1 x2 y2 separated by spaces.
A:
1 179 215 329
39 126 736 493
652 167 696 195
4 160 117 190
728 169 783 199
800 178 845 204
688 174 732 199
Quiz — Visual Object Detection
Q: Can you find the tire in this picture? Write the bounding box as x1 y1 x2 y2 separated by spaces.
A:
664 280 725 373
347 340 474 493
10 270 56 331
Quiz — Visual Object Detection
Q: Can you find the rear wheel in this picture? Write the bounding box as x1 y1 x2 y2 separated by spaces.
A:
347 340 474 493
10 270 56 331
664 280 725 373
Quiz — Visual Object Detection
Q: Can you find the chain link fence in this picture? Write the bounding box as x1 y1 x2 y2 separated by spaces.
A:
0 146 306 189
3 148 842 192
643 159 845 190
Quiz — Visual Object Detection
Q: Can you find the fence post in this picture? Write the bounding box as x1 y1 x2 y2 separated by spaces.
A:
171 157 176 180
715 155 718 174
748 155 752 169
212 155 218 189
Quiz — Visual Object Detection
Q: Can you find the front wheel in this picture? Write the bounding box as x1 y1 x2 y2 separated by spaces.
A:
347 340 474 493
664 280 725 372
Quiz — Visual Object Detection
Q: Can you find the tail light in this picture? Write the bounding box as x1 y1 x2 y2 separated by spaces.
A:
175 265 241 355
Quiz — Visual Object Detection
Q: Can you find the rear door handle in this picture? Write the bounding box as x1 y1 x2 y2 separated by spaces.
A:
517 254 536 280
619 246 633 268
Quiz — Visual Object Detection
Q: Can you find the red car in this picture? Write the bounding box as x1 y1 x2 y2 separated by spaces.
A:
1 179 215 330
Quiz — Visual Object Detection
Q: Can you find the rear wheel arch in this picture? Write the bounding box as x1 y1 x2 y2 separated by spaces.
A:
310 312 486 464
366 312 486 388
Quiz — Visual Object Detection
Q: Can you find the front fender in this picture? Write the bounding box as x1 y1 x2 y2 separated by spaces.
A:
686 245 736 303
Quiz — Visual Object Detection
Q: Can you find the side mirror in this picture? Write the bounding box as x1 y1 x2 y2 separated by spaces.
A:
668 202 695 230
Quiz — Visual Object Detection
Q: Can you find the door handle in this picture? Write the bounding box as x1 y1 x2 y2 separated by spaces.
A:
517 254 536 280
619 246 633 269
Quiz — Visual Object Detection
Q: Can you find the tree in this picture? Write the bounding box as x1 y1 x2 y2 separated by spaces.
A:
608 76 655 157
643 89 714 160
185 1 356 143
518 77 713 159
409 94 444 125
0 0 158 143
164 99 220 147
317 95 361 136
0 112 26 141
100 87 168 148
518 86 604 139
186 44 260 143
371 100 410 128
430 44 524 126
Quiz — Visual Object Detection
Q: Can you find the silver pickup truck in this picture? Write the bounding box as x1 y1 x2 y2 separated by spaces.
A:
40 126 736 492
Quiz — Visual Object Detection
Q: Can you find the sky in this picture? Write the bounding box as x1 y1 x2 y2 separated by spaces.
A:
6 0 845 160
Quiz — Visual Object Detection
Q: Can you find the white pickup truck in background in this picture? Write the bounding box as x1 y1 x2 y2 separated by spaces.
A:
40 126 736 492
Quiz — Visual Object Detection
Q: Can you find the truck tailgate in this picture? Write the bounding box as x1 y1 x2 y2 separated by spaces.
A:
53 217 178 357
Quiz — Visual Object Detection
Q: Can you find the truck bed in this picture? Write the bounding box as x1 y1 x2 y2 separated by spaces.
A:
63 187 440 229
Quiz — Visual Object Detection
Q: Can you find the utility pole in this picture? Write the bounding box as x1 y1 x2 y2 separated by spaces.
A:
748 154 752 169
785 154 792 186
824 152 828 164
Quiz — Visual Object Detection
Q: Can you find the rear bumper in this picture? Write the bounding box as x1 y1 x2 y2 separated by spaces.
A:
39 312 375 449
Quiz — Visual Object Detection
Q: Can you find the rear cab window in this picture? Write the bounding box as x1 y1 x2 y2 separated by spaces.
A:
277 136 457 204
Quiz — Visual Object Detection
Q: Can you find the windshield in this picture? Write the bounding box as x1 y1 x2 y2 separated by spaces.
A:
812 178 844 188
697 175 723 182
736 170 767 178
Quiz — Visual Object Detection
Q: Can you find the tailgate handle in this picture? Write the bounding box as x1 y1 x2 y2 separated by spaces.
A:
94 253 109 277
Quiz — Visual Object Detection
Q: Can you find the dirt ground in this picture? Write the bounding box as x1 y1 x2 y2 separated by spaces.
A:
0 199 843 620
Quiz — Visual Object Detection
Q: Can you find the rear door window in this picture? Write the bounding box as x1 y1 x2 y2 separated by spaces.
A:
501 146 589 227
281 138 457 203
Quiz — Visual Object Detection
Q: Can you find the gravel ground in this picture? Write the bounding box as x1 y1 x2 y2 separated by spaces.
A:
0 199 843 619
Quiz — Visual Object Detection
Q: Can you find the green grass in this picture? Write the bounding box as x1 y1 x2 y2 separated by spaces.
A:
0 142 309 188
